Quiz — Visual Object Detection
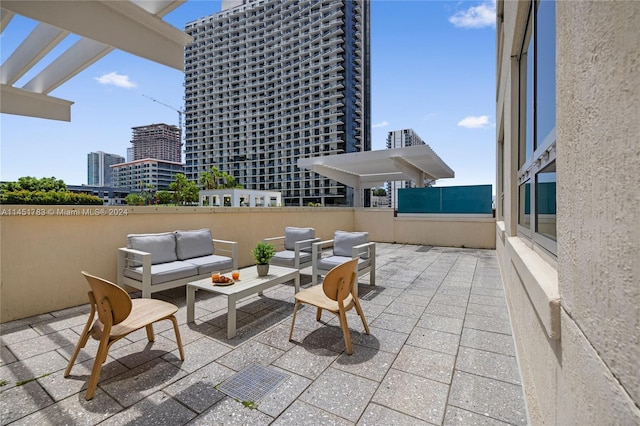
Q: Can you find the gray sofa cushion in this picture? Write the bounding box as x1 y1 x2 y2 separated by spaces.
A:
317 255 371 271
333 231 369 258
271 250 313 267
284 227 315 251
184 255 234 275
123 261 198 285
175 229 214 260
127 232 177 265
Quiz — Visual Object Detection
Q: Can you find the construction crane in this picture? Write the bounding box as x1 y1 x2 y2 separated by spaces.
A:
142 94 184 139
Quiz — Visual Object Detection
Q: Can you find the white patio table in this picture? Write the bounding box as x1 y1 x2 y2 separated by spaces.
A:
186 265 300 338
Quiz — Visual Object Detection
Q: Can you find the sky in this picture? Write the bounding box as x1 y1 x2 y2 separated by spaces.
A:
0 0 497 193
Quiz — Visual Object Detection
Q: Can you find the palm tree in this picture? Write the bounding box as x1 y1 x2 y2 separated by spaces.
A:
199 171 215 190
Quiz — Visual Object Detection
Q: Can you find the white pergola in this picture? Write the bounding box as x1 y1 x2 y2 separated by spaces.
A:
297 144 455 207
0 0 192 121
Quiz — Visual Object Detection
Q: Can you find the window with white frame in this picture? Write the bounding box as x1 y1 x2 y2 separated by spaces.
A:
517 0 557 255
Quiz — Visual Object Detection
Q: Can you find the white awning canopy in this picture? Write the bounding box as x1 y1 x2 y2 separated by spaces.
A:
0 0 192 121
297 144 455 207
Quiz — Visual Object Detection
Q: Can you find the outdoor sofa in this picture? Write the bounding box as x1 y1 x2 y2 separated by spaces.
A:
117 228 238 298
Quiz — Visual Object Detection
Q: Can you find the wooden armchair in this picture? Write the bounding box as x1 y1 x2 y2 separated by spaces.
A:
289 258 370 354
64 272 185 400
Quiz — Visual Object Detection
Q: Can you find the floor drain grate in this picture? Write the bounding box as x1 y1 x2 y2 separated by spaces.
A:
217 364 289 403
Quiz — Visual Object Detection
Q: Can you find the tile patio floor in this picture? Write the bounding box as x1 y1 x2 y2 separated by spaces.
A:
0 244 528 425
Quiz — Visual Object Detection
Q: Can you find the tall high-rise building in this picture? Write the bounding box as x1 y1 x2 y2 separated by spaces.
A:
131 123 182 163
87 151 124 186
385 129 428 208
183 0 370 206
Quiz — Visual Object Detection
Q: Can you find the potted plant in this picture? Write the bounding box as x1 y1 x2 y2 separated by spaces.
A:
251 241 276 276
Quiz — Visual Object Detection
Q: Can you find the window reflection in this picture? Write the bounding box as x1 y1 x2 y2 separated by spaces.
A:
518 14 534 169
535 0 556 149
525 35 534 164
536 162 556 240
519 181 531 229
517 0 557 254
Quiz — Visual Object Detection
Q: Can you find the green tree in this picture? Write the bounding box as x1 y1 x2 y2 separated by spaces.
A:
372 188 387 197
155 190 173 205
199 171 215 190
199 167 244 190
138 182 155 205
170 174 199 205
0 176 102 205
125 193 145 206
1 176 66 193
184 180 199 203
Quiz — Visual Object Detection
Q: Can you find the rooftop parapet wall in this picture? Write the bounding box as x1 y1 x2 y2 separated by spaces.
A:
0 206 495 322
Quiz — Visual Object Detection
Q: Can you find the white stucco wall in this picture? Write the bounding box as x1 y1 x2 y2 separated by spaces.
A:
556 1 640 407
496 1 640 424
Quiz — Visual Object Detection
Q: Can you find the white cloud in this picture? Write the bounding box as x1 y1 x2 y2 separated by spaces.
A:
372 121 389 128
449 0 496 29
94 72 137 89
457 115 490 128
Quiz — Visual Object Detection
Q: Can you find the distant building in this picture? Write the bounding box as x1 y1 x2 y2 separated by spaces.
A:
131 124 182 163
111 159 184 191
126 147 134 162
385 129 429 208
370 195 388 208
67 184 130 206
87 151 124 186
183 0 371 206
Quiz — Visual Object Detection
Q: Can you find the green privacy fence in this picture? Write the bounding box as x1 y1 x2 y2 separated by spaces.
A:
398 185 493 214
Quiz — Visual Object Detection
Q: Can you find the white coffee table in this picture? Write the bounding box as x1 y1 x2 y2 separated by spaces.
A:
186 265 300 338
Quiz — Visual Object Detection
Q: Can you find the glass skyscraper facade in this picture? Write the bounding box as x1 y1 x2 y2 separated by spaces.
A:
183 0 370 206
87 151 125 186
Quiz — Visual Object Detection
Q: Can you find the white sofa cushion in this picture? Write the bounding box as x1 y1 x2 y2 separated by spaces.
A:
127 232 177 265
175 229 214 260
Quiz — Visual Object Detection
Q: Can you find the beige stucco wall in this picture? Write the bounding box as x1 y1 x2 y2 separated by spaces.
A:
496 1 640 424
0 207 352 322
394 216 496 249
556 1 640 409
355 208 495 249
0 206 495 322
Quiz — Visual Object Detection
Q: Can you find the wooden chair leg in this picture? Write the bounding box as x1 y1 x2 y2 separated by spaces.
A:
316 307 323 321
338 308 352 355
64 315 94 377
169 316 185 361
85 337 109 400
289 301 301 341
145 324 155 342
353 298 370 335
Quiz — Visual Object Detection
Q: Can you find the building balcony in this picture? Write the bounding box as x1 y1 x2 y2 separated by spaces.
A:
0 207 523 424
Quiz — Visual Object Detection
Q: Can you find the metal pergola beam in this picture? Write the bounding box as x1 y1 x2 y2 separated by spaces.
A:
0 0 190 121
0 23 68 86
22 38 112 94
1 84 73 121
1 0 191 71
